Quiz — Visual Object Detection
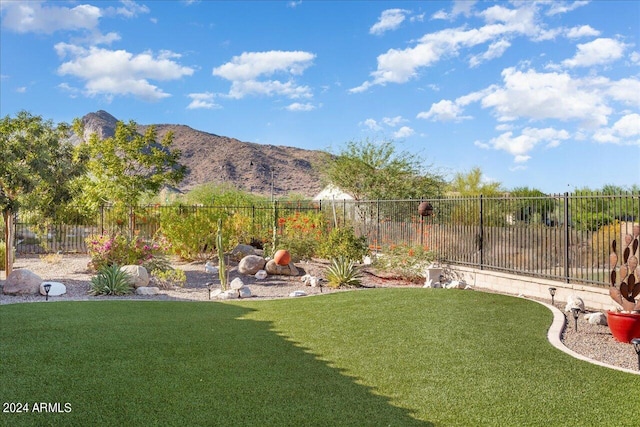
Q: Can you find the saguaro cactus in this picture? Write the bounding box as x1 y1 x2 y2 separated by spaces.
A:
217 218 227 291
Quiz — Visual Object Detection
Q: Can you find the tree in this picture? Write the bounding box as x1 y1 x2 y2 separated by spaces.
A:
324 138 445 200
448 167 503 196
75 120 187 221
1 111 83 274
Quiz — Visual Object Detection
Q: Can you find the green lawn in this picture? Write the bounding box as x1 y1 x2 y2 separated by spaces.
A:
1 289 638 427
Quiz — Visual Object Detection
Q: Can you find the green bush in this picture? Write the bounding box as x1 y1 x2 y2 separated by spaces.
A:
159 207 224 260
372 244 435 282
152 268 187 289
325 256 362 288
317 227 369 262
0 242 15 271
89 265 132 296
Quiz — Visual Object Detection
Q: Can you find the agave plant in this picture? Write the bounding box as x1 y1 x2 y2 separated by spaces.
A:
89 264 133 296
609 226 640 312
326 256 362 288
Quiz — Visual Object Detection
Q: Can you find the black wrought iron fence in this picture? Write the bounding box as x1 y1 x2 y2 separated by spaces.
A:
8 193 639 286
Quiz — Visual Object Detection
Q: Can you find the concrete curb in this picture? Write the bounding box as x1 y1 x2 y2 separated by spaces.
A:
527 297 640 376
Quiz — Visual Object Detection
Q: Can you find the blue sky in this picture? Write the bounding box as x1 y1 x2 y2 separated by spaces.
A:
1 0 639 194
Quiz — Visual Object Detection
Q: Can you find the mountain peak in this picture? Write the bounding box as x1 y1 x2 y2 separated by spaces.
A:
79 111 327 197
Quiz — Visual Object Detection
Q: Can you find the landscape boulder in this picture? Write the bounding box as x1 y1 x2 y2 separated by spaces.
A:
585 312 607 325
239 287 252 298
231 244 256 262
255 270 268 280
230 277 245 290
135 286 160 296
120 265 150 288
238 255 266 275
565 294 585 312
40 281 66 297
265 260 299 276
3 269 42 295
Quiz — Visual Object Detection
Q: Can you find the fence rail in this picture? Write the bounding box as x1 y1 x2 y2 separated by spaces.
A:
7 193 640 287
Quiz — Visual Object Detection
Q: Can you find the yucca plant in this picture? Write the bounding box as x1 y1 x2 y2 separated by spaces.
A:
325 256 362 288
89 264 133 296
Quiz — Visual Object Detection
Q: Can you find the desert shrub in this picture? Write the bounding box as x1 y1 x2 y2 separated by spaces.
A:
317 227 369 262
0 242 5 270
86 232 171 272
325 256 362 288
274 211 329 261
89 265 132 296
373 244 435 282
158 207 221 260
39 253 63 264
152 268 187 289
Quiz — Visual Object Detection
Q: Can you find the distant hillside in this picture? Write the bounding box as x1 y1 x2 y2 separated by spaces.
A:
79 111 329 198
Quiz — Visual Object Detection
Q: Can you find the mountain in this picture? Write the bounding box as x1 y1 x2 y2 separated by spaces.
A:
79 111 328 198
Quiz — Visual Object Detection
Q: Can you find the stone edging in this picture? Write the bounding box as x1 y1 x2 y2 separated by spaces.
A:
529 297 640 376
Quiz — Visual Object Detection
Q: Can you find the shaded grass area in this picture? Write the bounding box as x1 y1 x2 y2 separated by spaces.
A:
1 290 638 426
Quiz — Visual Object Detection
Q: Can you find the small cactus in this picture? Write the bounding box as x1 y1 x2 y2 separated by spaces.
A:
217 218 227 291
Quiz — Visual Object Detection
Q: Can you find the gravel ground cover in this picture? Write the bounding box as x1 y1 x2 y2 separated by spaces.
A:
2 254 639 373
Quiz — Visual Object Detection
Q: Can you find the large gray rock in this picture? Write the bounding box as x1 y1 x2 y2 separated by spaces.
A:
239 287 252 298
3 269 42 295
120 265 150 288
238 255 266 275
40 281 67 296
265 260 299 276
230 244 256 262
230 277 245 290
565 294 585 312
586 312 607 325
135 286 160 296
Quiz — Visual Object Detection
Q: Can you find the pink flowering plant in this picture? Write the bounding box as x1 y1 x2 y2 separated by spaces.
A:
86 232 172 273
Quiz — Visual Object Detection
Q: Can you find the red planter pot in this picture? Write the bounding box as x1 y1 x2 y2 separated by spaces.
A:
607 311 640 343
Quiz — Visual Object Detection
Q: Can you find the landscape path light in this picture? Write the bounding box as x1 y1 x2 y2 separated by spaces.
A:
632 338 640 371
549 287 556 305
206 282 214 300
571 307 580 332
43 283 51 301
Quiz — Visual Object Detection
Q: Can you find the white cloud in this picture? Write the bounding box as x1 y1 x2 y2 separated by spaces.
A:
593 114 640 144
482 127 570 160
481 68 611 127
56 44 194 101
562 38 627 68
286 102 315 111
213 51 315 99
393 126 415 139
382 116 406 127
351 2 548 91
1 1 101 34
362 118 382 131
566 25 600 39
16 86 26 93
469 39 511 68
417 99 471 122
370 9 409 35
546 1 589 16
432 0 476 20
605 78 640 106
107 1 150 18
187 92 219 109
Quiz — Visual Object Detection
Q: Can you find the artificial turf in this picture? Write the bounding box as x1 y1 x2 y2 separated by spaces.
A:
1 289 638 426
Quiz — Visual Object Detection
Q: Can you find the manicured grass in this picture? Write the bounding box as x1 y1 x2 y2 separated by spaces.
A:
1 289 637 426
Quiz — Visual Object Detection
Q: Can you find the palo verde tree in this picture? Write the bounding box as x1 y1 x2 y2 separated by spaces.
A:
324 138 445 200
73 119 187 232
447 167 503 197
1 111 84 274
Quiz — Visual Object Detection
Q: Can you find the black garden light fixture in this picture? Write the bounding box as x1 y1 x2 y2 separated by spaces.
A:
631 338 640 371
549 287 556 305
206 282 213 300
43 283 52 301
571 307 580 331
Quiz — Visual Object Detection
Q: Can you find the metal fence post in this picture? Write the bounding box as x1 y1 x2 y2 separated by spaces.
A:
564 192 570 283
479 195 484 270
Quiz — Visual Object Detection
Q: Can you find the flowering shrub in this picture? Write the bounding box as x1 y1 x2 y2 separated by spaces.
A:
86 232 171 273
372 244 435 283
274 211 329 261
